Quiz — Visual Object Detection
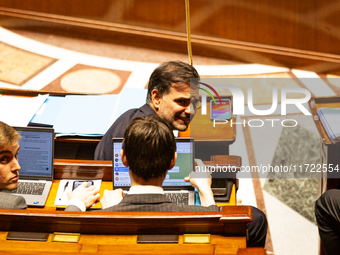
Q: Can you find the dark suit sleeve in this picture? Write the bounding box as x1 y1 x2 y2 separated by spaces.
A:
94 116 128 160
95 105 154 160
98 194 220 212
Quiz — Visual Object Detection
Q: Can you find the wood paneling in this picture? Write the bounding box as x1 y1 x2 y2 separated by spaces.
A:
1 1 340 72
0 206 251 235
0 0 340 55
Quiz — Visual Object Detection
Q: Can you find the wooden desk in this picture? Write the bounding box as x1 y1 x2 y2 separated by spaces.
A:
51 156 240 208
309 96 340 193
0 231 249 255
0 206 252 254
0 230 266 255
0 156 255 254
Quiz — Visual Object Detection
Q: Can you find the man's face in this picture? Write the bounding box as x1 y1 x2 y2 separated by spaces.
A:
0 142 20 190
152 82 199 131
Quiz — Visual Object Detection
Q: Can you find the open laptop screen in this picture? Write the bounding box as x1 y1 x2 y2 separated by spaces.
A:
113 138 194 189
14 127 54 179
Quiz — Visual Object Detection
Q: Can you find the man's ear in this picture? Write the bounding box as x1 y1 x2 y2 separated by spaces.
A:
168 152 177 170
120 149 129 167
151 89 162 110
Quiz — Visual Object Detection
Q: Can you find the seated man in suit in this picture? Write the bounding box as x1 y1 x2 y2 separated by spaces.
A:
94 60 200 160
66 115 268 247
0 121 27 209
315 189 340 255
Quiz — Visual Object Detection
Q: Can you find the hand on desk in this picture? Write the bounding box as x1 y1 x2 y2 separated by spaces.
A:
67 182 100 209
100 189 124 209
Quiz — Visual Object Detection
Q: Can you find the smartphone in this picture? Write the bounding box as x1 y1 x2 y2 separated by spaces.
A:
210 99 231 120
72 181 94 190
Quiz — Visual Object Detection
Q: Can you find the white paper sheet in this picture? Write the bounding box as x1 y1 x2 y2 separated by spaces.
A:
0 94 48 126
54 179 102 206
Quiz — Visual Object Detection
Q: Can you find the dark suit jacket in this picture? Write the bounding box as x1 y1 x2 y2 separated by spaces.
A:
0 192 27 209
65 194 219 212
94 104 156 160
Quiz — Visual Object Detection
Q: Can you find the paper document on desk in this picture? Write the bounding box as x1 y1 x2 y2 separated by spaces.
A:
0 94 48 126
30 96 65 127
53 94 118 137
55 179 102 206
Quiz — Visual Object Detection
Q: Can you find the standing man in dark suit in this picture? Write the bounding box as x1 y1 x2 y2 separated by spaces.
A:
66 115 268 247
94 61 200 160
0 121 27 209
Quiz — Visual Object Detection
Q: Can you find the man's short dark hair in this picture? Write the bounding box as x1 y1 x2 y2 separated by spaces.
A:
146 61 200 103
123 115 176 181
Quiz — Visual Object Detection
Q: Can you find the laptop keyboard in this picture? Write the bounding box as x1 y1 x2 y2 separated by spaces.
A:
8 182 46 195
164 192 189 205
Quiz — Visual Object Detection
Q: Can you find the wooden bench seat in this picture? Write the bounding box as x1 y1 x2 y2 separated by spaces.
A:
0 206 263 255
0 206 251 235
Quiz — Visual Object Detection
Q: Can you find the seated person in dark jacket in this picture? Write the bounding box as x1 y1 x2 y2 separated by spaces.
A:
0 121 27 209
315 189 340 255
95 60 200 160
66 115 268 247
67 115 217 212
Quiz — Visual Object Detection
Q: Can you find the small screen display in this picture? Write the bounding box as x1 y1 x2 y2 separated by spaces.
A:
210 99 231 120
113 140 193 187
17 130 53 177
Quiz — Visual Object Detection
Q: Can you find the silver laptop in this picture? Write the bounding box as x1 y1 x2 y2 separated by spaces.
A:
112 137 195 205
5 126 54 207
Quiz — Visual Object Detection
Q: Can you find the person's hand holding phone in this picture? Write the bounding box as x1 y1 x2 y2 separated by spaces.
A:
72 180 94 190
67 182 100 209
